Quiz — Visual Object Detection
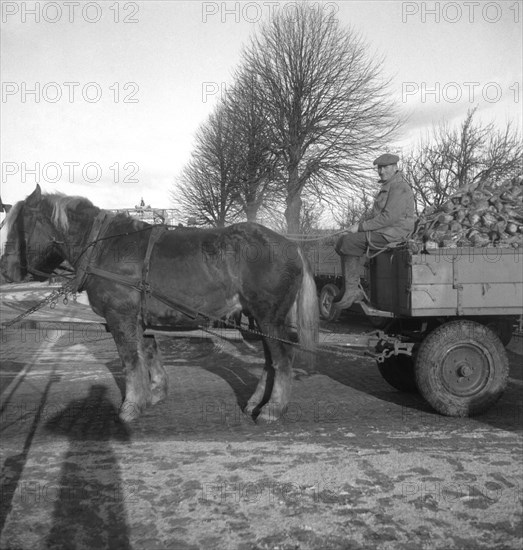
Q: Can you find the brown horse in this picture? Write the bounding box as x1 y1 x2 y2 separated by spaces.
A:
0 185 318 423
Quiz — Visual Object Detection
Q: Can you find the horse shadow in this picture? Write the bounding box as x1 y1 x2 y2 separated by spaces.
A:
44 384 132 549
200 355 261 412
314 347 428 410
166 334 261 413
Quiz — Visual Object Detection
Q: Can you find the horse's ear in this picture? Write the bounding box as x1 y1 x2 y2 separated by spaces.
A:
26 184 42 206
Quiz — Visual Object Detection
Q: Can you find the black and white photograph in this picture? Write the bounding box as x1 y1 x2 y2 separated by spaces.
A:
1 1 522 548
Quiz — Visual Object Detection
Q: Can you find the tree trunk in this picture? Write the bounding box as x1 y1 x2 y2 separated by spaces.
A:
285 193 302 234
244 202 259 223
285 154 302 233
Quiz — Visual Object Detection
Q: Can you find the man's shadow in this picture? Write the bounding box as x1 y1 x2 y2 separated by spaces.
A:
44 384 132 550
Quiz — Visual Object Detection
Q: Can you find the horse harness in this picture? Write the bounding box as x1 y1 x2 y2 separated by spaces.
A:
74 212 200 322
72 218 318 352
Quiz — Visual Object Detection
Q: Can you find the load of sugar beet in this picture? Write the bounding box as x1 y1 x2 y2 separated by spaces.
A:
412 175 523 249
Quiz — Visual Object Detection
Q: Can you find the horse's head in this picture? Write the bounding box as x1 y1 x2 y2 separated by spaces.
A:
0 185 66 283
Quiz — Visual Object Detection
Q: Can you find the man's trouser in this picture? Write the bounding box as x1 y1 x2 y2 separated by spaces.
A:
334 230 390 257
332 231 391 310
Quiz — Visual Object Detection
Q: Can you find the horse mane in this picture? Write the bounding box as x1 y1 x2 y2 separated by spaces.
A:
1 193 96 245
43 193 96 232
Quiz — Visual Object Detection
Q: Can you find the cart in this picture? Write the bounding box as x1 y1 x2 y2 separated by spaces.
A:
366 245 522 416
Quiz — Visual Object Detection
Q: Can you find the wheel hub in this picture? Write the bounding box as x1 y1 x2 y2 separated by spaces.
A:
457 363 473 377
322 294 333 309
441 344 490 397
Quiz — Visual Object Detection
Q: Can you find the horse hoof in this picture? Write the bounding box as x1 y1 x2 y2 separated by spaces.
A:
254 404 283 424
150 377 168 406
118 401 142 422
150 391 167 406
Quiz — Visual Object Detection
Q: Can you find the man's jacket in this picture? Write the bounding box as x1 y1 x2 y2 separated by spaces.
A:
359 170 416 242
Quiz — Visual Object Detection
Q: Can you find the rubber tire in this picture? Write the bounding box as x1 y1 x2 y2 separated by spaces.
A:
485 318 513 347
319 283 341 322
415 320 509 417
377 355 418 393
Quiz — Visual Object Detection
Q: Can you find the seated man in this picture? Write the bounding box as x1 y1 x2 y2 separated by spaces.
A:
333 153 415 310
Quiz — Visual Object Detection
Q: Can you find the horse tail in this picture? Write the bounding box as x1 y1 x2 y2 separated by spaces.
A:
294 247 319 372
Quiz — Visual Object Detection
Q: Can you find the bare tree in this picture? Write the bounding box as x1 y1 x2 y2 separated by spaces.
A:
240 2 401 233
330 189 373 229
173 73 279 225
259 195 325 235
172 106 242 227
404 108 523 212
224 70 280 222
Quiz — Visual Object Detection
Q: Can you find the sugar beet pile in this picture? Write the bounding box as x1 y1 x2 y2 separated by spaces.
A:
414 175 523 249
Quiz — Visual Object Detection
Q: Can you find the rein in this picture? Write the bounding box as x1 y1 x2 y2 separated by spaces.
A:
285 230 347 243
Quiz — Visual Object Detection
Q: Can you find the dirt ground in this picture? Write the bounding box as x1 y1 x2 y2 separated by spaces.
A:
0 307 522 549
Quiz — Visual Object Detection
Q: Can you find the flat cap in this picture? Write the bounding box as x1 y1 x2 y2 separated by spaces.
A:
373 153 399 166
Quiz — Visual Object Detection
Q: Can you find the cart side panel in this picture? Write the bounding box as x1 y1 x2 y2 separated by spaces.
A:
370 250 404 312
406 284 457 314
371 246 523 316
459 283 523 314
410 247 522 315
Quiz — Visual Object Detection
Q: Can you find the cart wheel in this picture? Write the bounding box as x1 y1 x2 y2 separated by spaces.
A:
415 320 509 417
377 355 418 393
319 283 341 321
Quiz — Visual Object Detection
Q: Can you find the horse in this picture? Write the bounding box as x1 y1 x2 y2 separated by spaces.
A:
0 185 319 423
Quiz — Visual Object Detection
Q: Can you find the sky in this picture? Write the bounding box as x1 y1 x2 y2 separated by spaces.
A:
0 0 521 212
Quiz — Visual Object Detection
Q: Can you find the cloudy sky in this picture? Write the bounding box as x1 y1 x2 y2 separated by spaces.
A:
1 0 521 211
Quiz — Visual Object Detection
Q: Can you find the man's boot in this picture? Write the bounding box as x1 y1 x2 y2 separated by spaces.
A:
332 255 365 310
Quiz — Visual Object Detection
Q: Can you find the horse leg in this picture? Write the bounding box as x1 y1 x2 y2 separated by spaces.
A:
255 328 294 423
143 335 168 405
106 315 151 422
244 339 274 417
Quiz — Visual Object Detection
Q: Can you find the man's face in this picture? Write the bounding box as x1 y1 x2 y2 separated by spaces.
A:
377 164 397 182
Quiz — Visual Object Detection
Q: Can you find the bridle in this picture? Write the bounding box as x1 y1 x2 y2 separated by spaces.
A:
18 203 67 280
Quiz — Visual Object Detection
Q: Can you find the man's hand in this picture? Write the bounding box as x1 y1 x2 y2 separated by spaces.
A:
347 223 359 234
